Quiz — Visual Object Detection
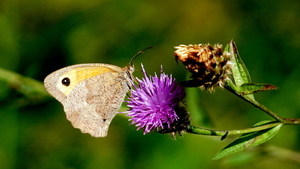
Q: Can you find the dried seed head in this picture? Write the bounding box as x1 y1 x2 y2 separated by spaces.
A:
174 44 231 90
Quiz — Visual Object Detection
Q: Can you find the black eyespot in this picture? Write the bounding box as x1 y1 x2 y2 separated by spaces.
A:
61 77 70 86
103 119 106 122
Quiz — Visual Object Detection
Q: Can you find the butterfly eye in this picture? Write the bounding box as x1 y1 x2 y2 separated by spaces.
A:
61 77 70 86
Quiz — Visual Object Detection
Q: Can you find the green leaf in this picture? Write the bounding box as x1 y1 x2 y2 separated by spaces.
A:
212 121 282 160
224 40 255 101
239 83 279 95
225 40 252 87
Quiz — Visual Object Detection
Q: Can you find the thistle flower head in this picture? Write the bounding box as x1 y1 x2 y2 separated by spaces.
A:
174 44 231 91
126 64 187 135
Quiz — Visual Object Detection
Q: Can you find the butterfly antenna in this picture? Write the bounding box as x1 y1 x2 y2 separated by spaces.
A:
129 47 153 66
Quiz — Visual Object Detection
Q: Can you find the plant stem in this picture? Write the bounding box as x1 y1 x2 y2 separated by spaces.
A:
186 121 281 136
0 68 51 106
227 85 283 121
224 81 300 124
224 80 282 120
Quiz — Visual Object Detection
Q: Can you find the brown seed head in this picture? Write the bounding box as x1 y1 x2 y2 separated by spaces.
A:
174 44 231 90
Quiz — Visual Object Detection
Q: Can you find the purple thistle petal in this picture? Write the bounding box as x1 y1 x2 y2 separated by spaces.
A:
126 64 186 134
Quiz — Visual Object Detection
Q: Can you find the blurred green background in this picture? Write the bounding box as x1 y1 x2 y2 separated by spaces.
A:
0 0 300 168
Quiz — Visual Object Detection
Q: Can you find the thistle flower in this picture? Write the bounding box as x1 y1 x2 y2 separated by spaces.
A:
174 44 231 91
126 64 187 135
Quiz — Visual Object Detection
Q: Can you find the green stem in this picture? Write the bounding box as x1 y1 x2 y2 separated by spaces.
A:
186 121 281 136
225 84 283 121
0 68 51 106
281 118 300 125
224 80 300 124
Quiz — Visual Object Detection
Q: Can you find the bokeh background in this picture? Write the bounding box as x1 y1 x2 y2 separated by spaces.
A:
1 0 300 169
